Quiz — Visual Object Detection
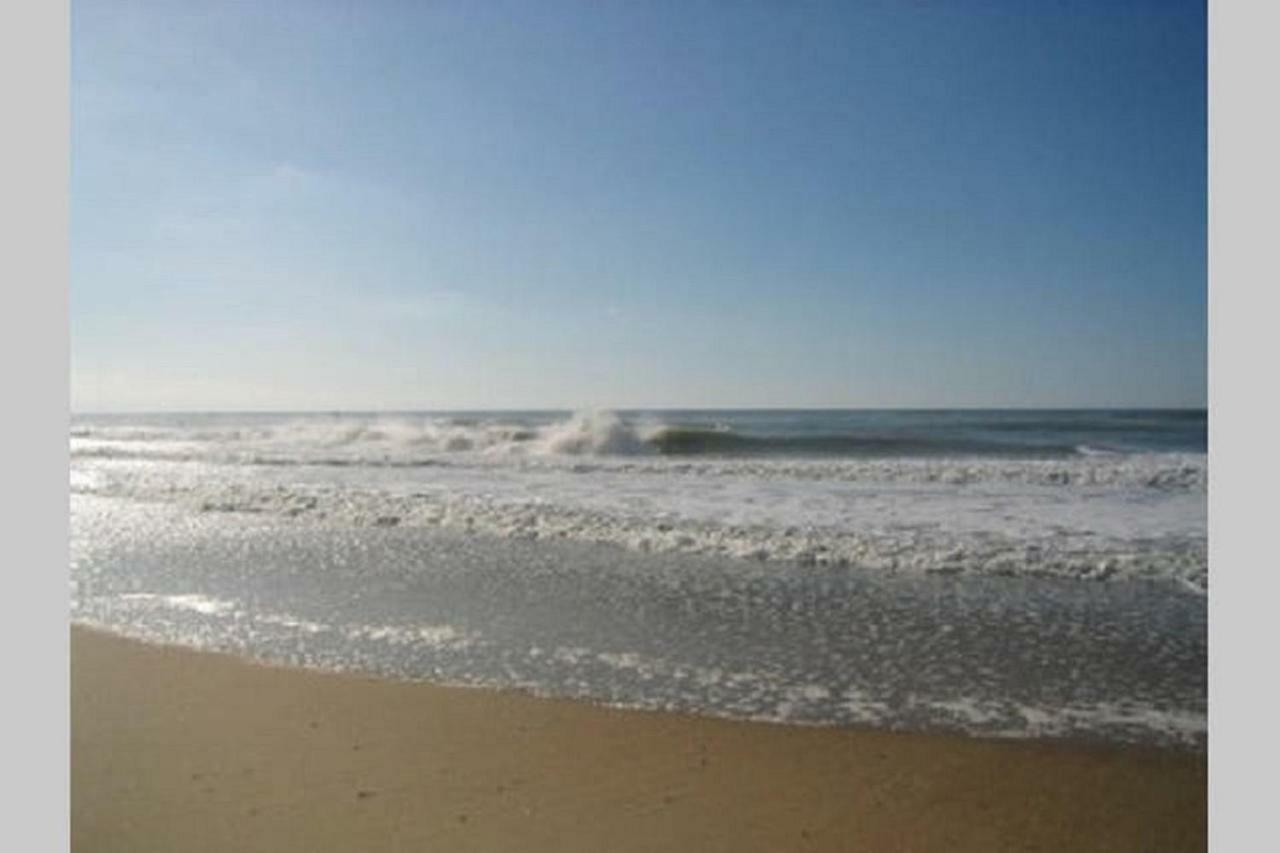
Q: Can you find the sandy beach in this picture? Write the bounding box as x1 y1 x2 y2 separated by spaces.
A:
71 626 1205 853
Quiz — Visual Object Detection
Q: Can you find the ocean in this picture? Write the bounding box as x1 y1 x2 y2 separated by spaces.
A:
70 409 1207 747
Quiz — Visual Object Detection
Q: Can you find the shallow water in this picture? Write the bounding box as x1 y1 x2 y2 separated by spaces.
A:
72 493 1205 748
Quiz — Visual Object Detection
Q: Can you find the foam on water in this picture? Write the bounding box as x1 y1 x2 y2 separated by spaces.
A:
69 498 1205 749
72 445 1208 592
118 593 238 616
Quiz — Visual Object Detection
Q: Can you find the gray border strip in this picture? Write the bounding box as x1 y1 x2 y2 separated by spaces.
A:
1 0 69 849
1208 0 1279 849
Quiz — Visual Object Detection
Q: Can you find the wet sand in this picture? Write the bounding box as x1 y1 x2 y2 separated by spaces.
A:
71 626 1205 852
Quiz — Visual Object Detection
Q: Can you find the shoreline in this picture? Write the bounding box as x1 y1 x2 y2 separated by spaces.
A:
72 625 1206 852
70 618 1206 752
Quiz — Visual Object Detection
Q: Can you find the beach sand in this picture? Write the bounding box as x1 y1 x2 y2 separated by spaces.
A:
71 626 1205 852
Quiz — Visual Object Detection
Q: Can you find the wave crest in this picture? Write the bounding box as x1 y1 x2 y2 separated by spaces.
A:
531 411 655 456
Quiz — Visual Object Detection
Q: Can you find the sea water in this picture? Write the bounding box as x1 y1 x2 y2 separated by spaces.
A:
70 409 1206 747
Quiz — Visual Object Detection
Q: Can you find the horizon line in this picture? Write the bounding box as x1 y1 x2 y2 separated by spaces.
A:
69 404 1210 417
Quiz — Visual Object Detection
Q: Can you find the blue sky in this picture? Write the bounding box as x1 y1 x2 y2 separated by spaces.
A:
71 0 1206 411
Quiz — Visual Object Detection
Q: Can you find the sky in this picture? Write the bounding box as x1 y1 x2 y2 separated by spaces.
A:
71 0 1206 412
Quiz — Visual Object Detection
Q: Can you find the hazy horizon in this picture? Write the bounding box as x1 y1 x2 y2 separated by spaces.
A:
72 404 1209 417
72 1 1206 412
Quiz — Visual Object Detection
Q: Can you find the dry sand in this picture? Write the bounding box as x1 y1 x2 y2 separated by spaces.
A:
71 626 1205 852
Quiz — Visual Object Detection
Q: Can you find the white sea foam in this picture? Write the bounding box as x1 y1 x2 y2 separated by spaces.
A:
70 411 1207 590
876 696 1205 746
345 623 475 649
118 593 239 616
257 613 330 634
73 453 1207 590
1008 701 1206 746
